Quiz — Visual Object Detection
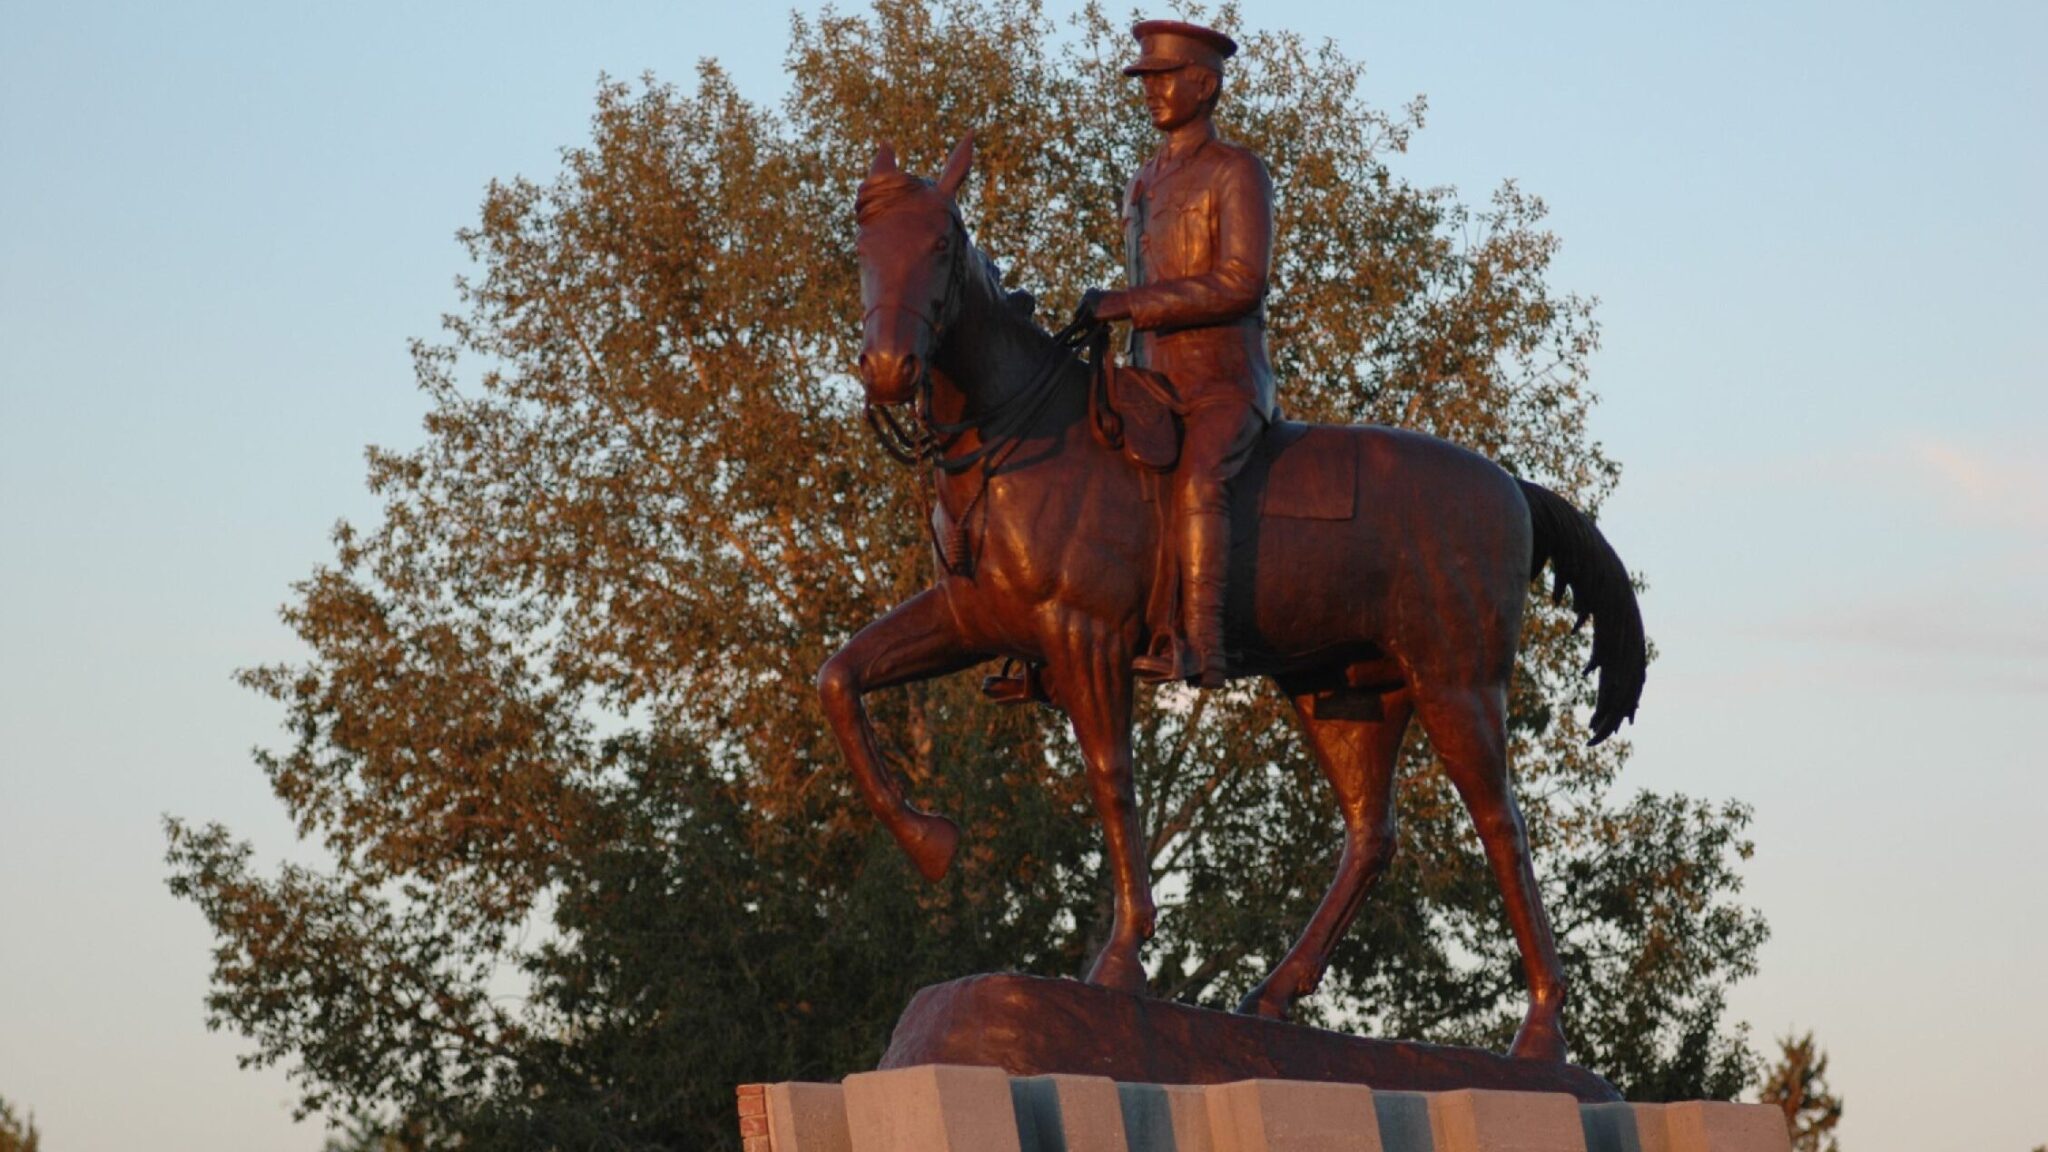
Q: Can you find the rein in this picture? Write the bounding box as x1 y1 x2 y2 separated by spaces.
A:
927 315 1101 474
863 297 1106 575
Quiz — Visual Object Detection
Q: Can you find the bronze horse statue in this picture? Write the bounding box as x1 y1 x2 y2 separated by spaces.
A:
818 136 1644 1062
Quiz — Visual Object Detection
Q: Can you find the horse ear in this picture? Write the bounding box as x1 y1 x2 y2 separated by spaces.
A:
872 141 898 176
935 132 974 199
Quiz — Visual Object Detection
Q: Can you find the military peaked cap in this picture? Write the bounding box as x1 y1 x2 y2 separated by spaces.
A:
1123 19 1239 76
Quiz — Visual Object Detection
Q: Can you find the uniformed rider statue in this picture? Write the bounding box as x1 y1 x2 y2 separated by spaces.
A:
1080 20 1276 690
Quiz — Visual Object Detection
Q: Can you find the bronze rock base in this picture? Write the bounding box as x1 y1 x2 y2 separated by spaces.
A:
877 972 1622 1104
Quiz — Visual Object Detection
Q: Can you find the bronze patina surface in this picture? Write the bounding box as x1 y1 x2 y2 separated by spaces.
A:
821 19 1647 1069
1096 19 1273 688
880 973 1624 1103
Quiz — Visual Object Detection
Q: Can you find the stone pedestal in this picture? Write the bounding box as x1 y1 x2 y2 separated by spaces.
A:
735 1068 1792 1152
881 974 1621 1102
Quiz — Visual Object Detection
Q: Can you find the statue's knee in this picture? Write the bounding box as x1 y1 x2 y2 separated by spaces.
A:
1476 806 1528 847
816 659 858 711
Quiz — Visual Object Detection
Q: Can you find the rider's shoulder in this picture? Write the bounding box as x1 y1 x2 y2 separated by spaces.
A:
1208 138 1273 183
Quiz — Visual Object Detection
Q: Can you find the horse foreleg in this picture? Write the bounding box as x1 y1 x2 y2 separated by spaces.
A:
817 583 990 882
1046 619 1153 995
1416 685 1570 1062
1238 683 1412 1020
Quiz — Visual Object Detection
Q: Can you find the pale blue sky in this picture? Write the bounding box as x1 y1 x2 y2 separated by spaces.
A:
2 2 2042 1150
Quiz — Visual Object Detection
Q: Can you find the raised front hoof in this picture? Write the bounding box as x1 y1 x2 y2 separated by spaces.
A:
1507 1013 1569 1063
1083 946 1150 997
898 812 961 882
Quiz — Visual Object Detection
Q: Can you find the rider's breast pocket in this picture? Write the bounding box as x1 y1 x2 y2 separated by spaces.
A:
1175 191 1214 274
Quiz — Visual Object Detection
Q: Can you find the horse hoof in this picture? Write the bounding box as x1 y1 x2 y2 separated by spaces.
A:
901 813 960 882
1233 983 1292 1021
1508 1016 1568 1062
1083 948 1149 995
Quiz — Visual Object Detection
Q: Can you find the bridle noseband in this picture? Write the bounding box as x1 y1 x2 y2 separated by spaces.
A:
861 209 969 464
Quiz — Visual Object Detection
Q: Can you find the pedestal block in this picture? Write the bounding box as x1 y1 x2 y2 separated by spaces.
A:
1427 1088 1586 1152
1013 1073 1130 1152
842 1064 1021 1152
1208 1079 1383 1152
737 1070 1793 1152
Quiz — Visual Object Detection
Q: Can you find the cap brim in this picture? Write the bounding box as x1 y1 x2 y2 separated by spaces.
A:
1121 53 1185 75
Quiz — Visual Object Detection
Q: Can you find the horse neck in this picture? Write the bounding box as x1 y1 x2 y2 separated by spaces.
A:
928 248 1086 433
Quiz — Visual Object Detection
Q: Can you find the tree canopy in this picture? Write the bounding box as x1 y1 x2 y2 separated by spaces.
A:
1759 1031 1845 1152
166 2 1767 1147
0 1097 41 1152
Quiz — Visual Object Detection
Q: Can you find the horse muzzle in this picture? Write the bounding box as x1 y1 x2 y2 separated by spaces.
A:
860 302 932 405
858 346 923 406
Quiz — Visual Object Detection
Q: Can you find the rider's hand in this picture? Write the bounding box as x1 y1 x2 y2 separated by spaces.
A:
1075 288 1131 326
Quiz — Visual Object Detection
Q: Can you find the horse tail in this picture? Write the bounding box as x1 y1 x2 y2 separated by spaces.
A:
1517 480 1646 745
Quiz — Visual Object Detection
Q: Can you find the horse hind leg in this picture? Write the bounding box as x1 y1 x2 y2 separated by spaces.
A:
1237 680 1411 1020
1414 684 1570 1062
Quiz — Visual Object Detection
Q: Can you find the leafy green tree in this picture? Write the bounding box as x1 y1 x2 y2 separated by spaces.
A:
0 1096 42 1152
321 1111 443 1152
1759 1031 1844 1152
166 1 1767 1145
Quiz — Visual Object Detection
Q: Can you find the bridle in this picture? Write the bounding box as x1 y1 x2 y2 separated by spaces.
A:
859 211 1107 574
858 219 963 467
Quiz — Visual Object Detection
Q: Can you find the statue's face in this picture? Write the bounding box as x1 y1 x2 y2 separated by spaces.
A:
853 138 974 407
1139 66 1216 132
855 188 956 407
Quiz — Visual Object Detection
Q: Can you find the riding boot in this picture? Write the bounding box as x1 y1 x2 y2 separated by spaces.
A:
1182 509 1230 688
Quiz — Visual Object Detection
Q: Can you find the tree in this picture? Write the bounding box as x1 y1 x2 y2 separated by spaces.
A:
0 1096 42 1152
166 1 1767 1146
1759 1031 1844 1152
320 1110 444 1152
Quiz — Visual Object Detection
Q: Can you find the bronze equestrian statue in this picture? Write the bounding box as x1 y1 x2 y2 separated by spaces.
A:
819 20 1645 1064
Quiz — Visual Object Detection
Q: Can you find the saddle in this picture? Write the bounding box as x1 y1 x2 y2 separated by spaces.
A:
980 344 1358 707
1095 360 1184 474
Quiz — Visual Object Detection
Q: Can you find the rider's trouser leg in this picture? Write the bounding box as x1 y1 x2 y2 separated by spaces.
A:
1181 509 1230 687
1173 397 1263 688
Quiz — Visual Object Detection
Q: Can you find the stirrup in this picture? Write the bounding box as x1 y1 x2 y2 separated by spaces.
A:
1132 633 1188 685
1133 633 1224 689
980 658 1054 707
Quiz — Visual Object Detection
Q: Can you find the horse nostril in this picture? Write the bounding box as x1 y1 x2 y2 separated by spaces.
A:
859 349 919 398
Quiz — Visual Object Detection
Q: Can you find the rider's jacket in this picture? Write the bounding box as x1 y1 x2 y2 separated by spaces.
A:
1121 126 1276 419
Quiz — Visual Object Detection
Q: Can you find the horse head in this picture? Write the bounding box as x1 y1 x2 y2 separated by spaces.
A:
854 135 975 406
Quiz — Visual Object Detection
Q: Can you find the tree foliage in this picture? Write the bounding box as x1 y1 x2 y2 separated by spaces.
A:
1759 1031 1844 1152
167 1 1766 1146
0 1097 41 1152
